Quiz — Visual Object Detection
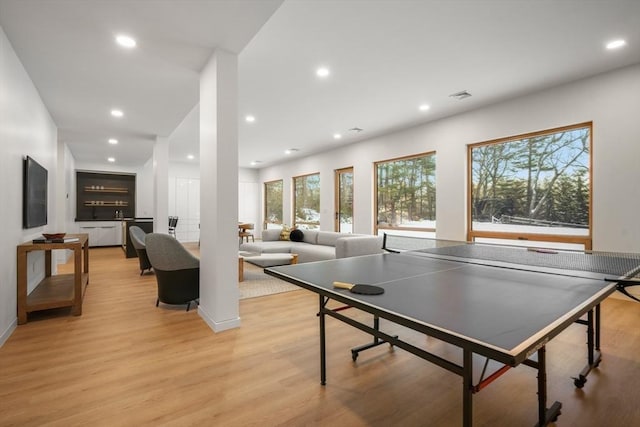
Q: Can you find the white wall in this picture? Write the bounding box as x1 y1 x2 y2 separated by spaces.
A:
61 144 76 231
259 64 640 252
0 25 58 344
53 142 77 264
167 161 259 242
137 157 154 218
239 168 259 231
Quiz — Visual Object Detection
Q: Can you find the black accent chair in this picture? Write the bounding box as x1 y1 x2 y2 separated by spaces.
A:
145 233 199 311
129 226 152 275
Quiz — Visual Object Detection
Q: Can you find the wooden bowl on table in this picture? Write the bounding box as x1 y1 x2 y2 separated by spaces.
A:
42 233 66 240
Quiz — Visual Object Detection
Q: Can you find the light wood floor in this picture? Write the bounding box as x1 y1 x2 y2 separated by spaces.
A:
1 246 639 426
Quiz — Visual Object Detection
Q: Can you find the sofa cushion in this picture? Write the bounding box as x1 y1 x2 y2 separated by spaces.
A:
290 229 304 242
302 229 318 244
291 242 336 263
316 231 344 247
335 235 384 259
240 241 292 254
262 228 282 242
279 225 295 241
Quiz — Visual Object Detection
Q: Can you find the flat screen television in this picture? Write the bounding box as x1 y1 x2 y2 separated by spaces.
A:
23 156 48 229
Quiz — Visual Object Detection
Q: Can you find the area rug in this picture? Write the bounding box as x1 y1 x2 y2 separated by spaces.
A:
239 262 301 299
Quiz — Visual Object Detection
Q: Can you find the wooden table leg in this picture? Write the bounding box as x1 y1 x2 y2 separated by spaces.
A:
72 245 82 316
291 254 298 264
238 257 244 282
17 249 27 325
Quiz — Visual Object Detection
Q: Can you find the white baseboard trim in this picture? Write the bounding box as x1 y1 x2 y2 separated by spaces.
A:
198 306 241 332
0 318 17 348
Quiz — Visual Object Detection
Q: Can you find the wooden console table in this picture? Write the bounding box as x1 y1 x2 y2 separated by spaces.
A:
17 233 89 324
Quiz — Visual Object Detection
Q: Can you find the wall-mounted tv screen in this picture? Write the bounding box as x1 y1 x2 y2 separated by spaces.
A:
23 156 48 229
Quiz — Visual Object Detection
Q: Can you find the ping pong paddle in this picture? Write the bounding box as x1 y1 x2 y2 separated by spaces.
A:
333 281 385 295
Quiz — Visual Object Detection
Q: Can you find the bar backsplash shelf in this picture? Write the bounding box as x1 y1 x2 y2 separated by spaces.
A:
76 171 136 220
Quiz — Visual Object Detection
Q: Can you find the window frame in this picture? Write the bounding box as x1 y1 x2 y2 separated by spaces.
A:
466 122 593 249
373 151 437 236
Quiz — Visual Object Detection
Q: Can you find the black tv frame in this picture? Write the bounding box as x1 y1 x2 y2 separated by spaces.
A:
23 156 48 229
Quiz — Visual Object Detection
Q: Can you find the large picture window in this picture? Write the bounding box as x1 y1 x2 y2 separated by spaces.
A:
264 179 283 229
293 173 320 230
468 122 592 249
375 152 436 237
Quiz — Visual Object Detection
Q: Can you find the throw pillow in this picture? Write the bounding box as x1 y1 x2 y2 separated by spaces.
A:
290 229 304 242
279 225 294 241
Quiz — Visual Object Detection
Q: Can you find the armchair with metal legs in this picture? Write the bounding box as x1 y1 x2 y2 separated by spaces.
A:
145 233 199 311
129 226 152 275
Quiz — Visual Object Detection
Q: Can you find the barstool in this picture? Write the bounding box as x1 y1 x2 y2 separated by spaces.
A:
168 216 178 237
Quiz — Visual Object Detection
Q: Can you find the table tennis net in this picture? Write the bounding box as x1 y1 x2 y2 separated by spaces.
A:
382 234 640 279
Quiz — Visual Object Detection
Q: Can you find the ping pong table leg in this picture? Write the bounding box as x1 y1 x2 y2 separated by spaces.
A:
595 303 601 351
319 295 327 385
587 309 595 366
573 306 603 388
462 349 473 427
534 346 562 427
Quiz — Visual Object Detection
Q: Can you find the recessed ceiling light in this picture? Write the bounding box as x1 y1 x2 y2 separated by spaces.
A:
419 104 430 111
250 160 262 166
245 115 255 123
187 154 195 160
333 133 342 140
606 39 626 50
316 67 330 78
108 138 118 144
116 34 136 48
285 148 299 155
107 157 115 162
111 109 124 118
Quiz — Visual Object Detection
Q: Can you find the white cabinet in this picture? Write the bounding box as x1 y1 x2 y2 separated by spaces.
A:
77 221 122 247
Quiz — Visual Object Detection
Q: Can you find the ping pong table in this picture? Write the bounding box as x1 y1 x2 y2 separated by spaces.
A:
265 236 640 427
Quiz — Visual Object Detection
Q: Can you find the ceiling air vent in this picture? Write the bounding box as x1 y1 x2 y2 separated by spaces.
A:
349 127 363 133
449 90 472 100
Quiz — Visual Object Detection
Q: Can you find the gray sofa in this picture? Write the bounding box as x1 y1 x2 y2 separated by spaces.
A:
239 228 383 266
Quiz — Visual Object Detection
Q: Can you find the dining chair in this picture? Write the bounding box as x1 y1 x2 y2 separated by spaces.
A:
238 223 254 244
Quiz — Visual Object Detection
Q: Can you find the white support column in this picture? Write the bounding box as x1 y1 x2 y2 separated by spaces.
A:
198 49 240 332
153 136 169 234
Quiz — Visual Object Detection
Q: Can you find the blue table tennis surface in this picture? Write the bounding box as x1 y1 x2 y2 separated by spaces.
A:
266 251 617 362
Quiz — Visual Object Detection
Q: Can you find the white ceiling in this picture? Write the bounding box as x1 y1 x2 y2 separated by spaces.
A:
2 1 639 169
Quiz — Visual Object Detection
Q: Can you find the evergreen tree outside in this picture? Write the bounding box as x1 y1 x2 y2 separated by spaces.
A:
294 173 320 229
264 180 283 228
470 125 590 235
337 171 353 231
376 153 436 232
